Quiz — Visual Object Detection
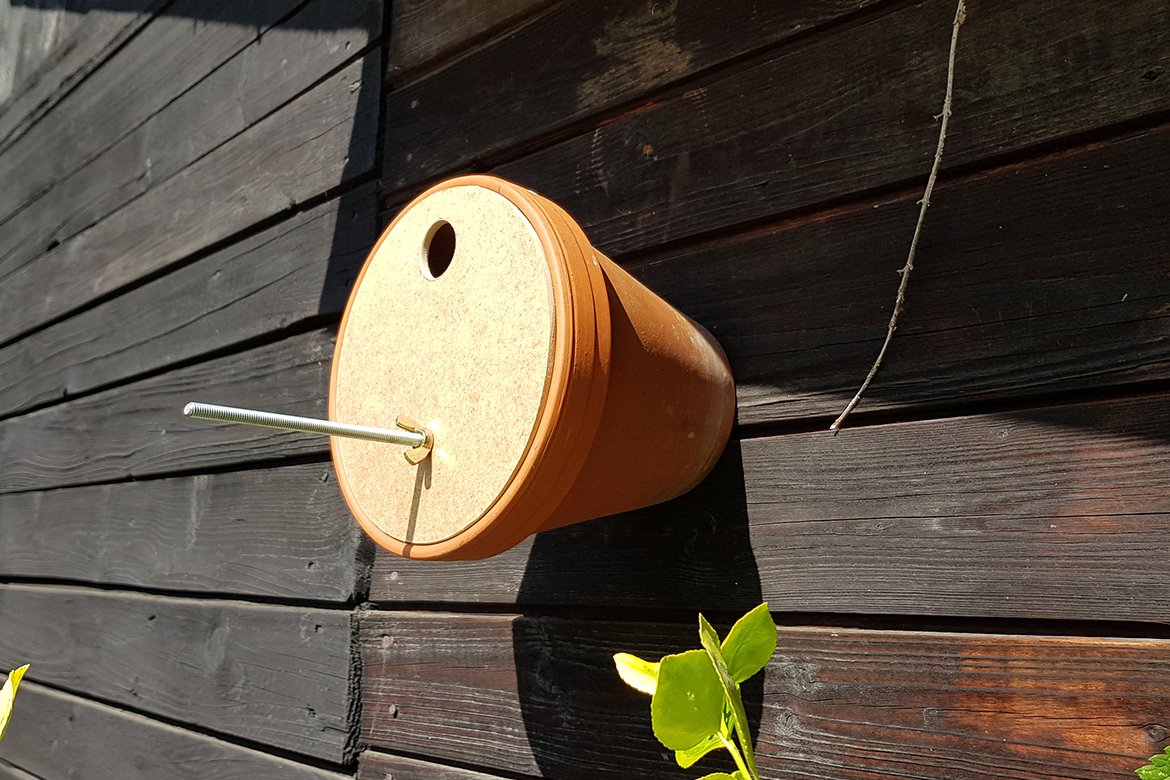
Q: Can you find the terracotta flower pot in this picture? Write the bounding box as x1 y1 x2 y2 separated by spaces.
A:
330 175 735 560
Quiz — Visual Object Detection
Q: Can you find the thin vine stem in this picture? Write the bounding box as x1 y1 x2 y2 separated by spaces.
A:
830 0 967 431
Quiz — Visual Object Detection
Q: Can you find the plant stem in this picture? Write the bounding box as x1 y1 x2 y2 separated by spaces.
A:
718 731 757 780
830 0 967 431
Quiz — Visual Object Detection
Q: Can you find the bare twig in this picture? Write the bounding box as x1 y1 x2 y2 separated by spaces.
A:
830 0 967 431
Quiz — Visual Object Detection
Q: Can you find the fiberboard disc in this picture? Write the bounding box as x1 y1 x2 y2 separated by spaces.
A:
330 183 557 548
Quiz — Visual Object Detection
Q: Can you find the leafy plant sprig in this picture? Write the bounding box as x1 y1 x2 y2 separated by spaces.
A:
1138 747 1170 780
1 664 29 743
614 603 777 780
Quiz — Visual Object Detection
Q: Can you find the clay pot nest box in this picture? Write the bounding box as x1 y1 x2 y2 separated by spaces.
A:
186 175 735 560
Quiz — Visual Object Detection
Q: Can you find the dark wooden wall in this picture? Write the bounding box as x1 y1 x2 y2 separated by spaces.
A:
1 1 1169 779
0 0 382 777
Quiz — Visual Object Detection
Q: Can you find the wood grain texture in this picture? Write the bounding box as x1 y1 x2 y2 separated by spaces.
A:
625 123 1170 425
0 328 334 494
386 0 555 83
1 682 352 780
360 751 515 780
489 0 1170 256
0 2 162 155
383 0 882 191
0 2 77 106
0 0 305 228
370 390 1170 622
0 186 375 419
0 585 354 762
0 52 379 346
360 611 1170 780
0 0 381 280
0 761 38 780
0 463 362 601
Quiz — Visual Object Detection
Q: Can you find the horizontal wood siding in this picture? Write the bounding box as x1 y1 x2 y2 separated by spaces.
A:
0 464 362 601
0 185 376 418
0 0 384 776
0 52 379 345
356 0 1170 777
0 585 354 761
382 0 885 192
1 683 352 780
492 0 1170 255
368 390 1170 621
0 328 335 493
385 0 555 83
3 0 1168 778
359 752 512 780
0 2 162 151
359 612 1170 779
0 0 381 282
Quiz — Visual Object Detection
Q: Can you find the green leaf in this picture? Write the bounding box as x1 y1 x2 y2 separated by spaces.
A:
0 664 29 743
699 614 760 780
1138 747 1170 780
650 649 724 750
721 603 777 684
675 732 723 768
614 652 659 695
694 774 742 780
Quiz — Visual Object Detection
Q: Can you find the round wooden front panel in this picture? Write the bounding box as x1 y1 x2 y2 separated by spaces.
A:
331 184 556 544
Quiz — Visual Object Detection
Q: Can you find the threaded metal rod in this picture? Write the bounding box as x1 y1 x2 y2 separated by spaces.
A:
183 402 426 447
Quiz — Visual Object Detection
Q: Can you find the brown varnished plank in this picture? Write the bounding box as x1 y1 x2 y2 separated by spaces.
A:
623 124 1170 425
387 0 558 84
1 683 352 780
0 0 381 280
0 328 335 494
0 463 362 601
0 585 354 761
0 186 375 419
359 611 1170 779
360 752 517 780
383 0 884 192
0 52 379 347
369 390 1170 623
488 0 1170 256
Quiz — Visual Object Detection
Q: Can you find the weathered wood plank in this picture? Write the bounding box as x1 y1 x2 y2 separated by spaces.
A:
0 328 334 494
371 390 1170 622
0 0 305 227
0 463 362 601
0 0 381 279
360 751 516 780
384 0 883 191
0 1 74 105
1 682 352 780
0 186 375 419
387 0 555 83
0 51 379 346
0 585 354 762
489 0 1170 256
0 760 38 780
0 2 161 154
629 122 1170 425
360 612 1170 780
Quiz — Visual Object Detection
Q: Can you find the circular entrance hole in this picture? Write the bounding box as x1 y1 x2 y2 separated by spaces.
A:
422 221 456 279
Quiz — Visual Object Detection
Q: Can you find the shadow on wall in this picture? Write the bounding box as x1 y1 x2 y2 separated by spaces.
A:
513 439 764 780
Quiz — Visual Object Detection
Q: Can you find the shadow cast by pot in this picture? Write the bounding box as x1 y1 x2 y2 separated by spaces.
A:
513 439 764 780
